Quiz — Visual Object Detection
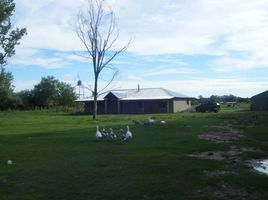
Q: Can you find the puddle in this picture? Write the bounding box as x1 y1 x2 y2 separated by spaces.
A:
252 159 268 176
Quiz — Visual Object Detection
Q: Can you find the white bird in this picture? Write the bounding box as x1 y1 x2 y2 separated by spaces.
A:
110 128 117 140
123 126 132 141
160 120 167 125
96 126 102 139
7 160 13 165
148 118 157 125
101 128 108 137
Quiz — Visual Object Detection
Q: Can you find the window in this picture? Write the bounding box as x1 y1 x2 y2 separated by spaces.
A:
159 102 166 108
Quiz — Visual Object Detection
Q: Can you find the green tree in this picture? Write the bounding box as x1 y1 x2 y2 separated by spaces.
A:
0 67 13 109
0 0 26 110
0 0 27 66
33 76 59 108
210 95 220 103
16 89 34 109
33 76 76 108
222 94 237 102
57 82 76 107
0 67 20 109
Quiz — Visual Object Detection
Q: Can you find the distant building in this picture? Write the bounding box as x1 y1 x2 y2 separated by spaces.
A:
76 87 193 114
251 90 268 111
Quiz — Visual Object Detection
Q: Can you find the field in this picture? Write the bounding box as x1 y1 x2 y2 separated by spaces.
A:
0 104 268 200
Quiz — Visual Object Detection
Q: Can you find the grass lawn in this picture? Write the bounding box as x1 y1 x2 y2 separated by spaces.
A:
0 104 268 200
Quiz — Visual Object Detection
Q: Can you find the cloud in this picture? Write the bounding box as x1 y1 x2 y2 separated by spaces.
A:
14 0 84 51
55 52 91 63
211 55 268 72
13 80 39 92
13 0 268 71
125 75 142 81
13 0 265 53
10 0 268 93
115 0 268 72
142 56 190 66
10 48 71 69
145 67 199 76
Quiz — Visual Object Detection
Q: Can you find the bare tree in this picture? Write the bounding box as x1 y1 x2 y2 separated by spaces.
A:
75 0 129 120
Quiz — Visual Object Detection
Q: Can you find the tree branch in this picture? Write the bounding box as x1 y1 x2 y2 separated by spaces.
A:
75 0 131 119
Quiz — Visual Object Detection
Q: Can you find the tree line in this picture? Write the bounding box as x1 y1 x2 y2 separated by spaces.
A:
0 70 76 110
193 94 250 105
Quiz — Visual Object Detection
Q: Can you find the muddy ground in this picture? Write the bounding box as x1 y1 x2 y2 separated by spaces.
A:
188 120 267 199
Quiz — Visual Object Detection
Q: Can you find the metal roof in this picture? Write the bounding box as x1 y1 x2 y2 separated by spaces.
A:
76 88 190 101
251 90 268 99
75 91 108 102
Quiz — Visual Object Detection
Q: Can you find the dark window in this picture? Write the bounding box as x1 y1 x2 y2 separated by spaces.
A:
187 100 189 105
159 102 166 108
138 102 143 109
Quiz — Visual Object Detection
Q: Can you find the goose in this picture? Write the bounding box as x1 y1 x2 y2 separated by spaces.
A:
96 126 102 139
148 117 157 125
124 126 132 141
160 120 167 125
101 128 108 137
7 160 13 165
109 128 117 140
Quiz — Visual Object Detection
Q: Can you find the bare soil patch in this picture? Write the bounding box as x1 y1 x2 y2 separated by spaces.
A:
198 182 259 200
198 122 243 143
198 132 243 143
188 146 260 168
193 121 262 168
203 170 233 177
193 118 268 199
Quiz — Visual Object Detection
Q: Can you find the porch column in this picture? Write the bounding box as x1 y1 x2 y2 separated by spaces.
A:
117 100 121 114
167 100 170 113
104 99 107 114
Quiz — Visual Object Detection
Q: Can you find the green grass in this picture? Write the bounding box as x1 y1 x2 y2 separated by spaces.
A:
0 104 268 200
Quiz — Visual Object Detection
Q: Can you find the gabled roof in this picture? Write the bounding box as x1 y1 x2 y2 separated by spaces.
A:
75 91 108 102
108 88 188 100
251 90 268 99
76 88 190 101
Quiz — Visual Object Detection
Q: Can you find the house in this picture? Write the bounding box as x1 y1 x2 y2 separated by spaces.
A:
76 87 193 114
251 90 268 111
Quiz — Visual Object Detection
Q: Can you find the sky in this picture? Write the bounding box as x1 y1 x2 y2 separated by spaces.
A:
6 0 268 98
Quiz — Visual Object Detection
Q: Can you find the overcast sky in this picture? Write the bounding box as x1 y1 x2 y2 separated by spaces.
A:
7 0 268 97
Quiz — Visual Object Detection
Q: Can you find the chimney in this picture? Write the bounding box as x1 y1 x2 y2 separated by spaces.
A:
137 84 140 92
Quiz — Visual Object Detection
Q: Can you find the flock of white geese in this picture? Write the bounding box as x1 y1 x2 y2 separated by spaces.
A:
96 125 132 141
95 118 166 141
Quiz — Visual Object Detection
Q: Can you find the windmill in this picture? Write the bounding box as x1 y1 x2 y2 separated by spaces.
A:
76 73 85 99
77 79 85 99
75 73 92 99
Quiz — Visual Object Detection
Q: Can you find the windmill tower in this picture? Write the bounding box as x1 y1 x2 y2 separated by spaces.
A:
77 80 85 99
76 73 85 99
75 73 93 99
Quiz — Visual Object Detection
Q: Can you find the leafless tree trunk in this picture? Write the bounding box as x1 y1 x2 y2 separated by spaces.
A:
75 0 130 120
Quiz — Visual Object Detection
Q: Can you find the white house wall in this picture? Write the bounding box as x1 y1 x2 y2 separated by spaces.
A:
173 100 191 112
